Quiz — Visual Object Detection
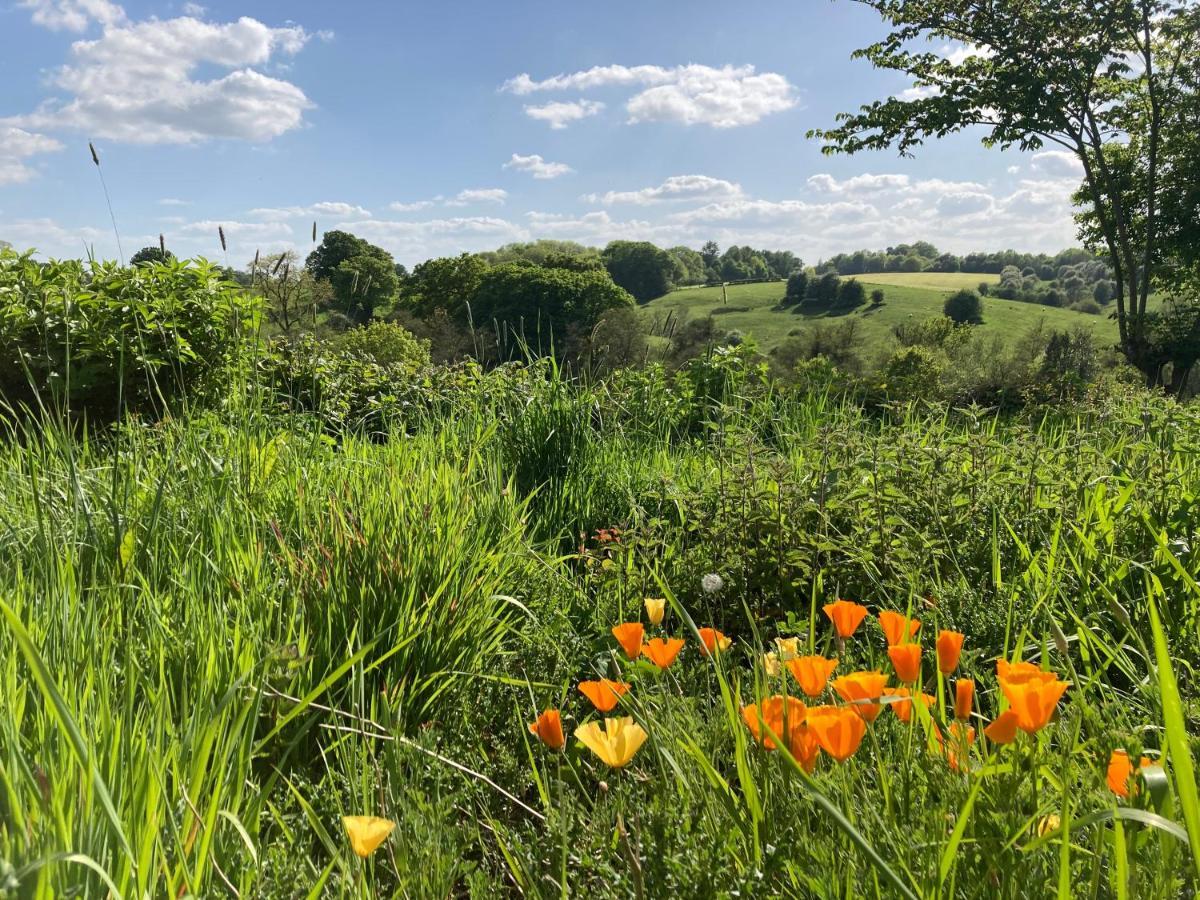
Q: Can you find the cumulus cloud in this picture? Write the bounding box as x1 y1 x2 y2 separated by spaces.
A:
807 173 911 194
247 201 372 222
585 174 743 206
523 100 604 129
18 0 126 32
388 199 438 213
8 14 315 143
504 64 797 128
1030 150 1084 178
0 127 63 185
503 153 573 179
445 188 508 206
936 191 995 217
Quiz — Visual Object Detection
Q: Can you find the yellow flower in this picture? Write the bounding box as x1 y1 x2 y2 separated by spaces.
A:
763 651 780 677
775 637 801 662
1037 815 1061 838
575 717 648 768
644 598 666 626
342 816 395 859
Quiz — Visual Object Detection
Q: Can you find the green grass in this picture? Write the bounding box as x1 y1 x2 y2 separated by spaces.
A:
1 359 1198 897
856 271 1002 291
645 275 1116 356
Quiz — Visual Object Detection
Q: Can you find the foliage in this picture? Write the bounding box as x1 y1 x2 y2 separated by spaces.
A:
333 321 431 370
332 253 399 326
129 245 174 266
944 289 985 325
255 251 332 334
400 253 490 320
602 240 678 301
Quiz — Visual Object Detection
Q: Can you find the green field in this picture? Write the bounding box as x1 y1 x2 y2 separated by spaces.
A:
645 273 1115 357
853 271 1001 290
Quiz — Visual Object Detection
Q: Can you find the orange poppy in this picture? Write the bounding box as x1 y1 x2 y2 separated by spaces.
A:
995 658 1049 685
823 600 869 638
785 655 839 697
697 627 732 657
832 671 889 722
612 622 644 660
1106 750 1153 799
888 644 922 683
998 669 1069 734
642 637 685 670
983 709 1020 745
954 679 975 721
789 723 821 774
578 680 630 713
889 686 934 724
528 709 566 750
936 721 976 772
878 610 921 647
936 630 965 674
741 695 807 751
806 705 867 762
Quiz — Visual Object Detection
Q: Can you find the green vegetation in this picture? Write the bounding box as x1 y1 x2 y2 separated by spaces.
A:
853 271 1000 291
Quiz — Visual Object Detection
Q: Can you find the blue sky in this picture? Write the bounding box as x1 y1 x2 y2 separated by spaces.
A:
0 0 1086 266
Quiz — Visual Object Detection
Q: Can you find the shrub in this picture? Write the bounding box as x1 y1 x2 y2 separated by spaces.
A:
881 345 945 400
837 278 867 308
1071 299 1103 315
0 249 257 421
870 288 885 306
943 289 984 325
334 321 431 370
783 271 809 305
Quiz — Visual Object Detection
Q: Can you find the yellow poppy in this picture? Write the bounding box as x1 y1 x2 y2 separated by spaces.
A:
342 816 396 859
644 598 666 626
774 636 801 661
575 717 648 768
763 651 781 677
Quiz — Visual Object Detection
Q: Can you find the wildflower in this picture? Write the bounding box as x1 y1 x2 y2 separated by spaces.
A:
785 655 838 697
983 710 1020 745
1037 815 1061 838
528 709 566 750
1106 750 1153 799
954 679 975 721
642 637 685 670
936 630 965 674
774 636 800 661
697 627 732 657
742 695 807 751
888 644 922 683
823 600 869 639
644 598 665 626
763 651 780 677
575 717 648 768
806 705 867 762
342 816 396 859
612 622 644 660
832 671 889 722
997 665 1069 734
878 611 921 647
578 680 630 713
889 687 934 724
701 573 724 594
936 722 976 772
790 724 821 774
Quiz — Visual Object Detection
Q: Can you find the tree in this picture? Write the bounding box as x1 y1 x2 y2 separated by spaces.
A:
400 253 490 320
668 246 707 285
256 251 331 334
306 230 386 281
332 254 399 325
814 0 1200 390
602 241 676 301
130 245 174 266
470 263 634 358
944 289 985 325
837 278 868 308
811 271 842 304
700 241 720 268
784 272 809 305
870 288 886 306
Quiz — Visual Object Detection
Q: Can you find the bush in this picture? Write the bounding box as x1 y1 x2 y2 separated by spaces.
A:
943 289 984 325
1071 299 1103 315
837 278 867 309
881 345 945 400
0 249 257 421
333 321 431 370
783 272 809 305
870 288 885 306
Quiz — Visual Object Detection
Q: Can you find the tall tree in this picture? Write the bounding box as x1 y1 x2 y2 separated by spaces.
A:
813 0 1200 390
602 241 677 301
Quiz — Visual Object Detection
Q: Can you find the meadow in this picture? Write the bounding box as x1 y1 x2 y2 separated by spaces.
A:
1 336 1198 897
646 274 1119 357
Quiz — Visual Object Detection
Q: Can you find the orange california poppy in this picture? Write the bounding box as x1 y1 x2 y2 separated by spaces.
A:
612 622 644 660
954 679 975 721
528 709 566 750
805 705 867 762
936 630 965 674
878 610 921 647
642 637 685 670
789 723 821 774
995 658 1049 685
983 709 1020 745
889 686 934 724
578 679 630 713
936 721 976 772
832 671 889 722
742 695 807 751
697 627 732 657
888 644 922 683
1106 750 1154 798
823 600 869 638
785 655 839 697
998 672 1069 734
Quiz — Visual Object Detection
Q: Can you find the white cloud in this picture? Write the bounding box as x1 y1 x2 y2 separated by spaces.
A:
179 219 293 240
0 127 63 185
158 197 191 206
1030 150 1084 178
585 174 744 206
936 191 995 217
337 216 528 264
503 153 573 179
523 100 604 129
505 64 797 129
247 201 372 221
445 188 507 207
18 0 126 32
8 15 314 144
808 173 910 194
388 199 438 212
181 2 205 15
899 84 940 101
